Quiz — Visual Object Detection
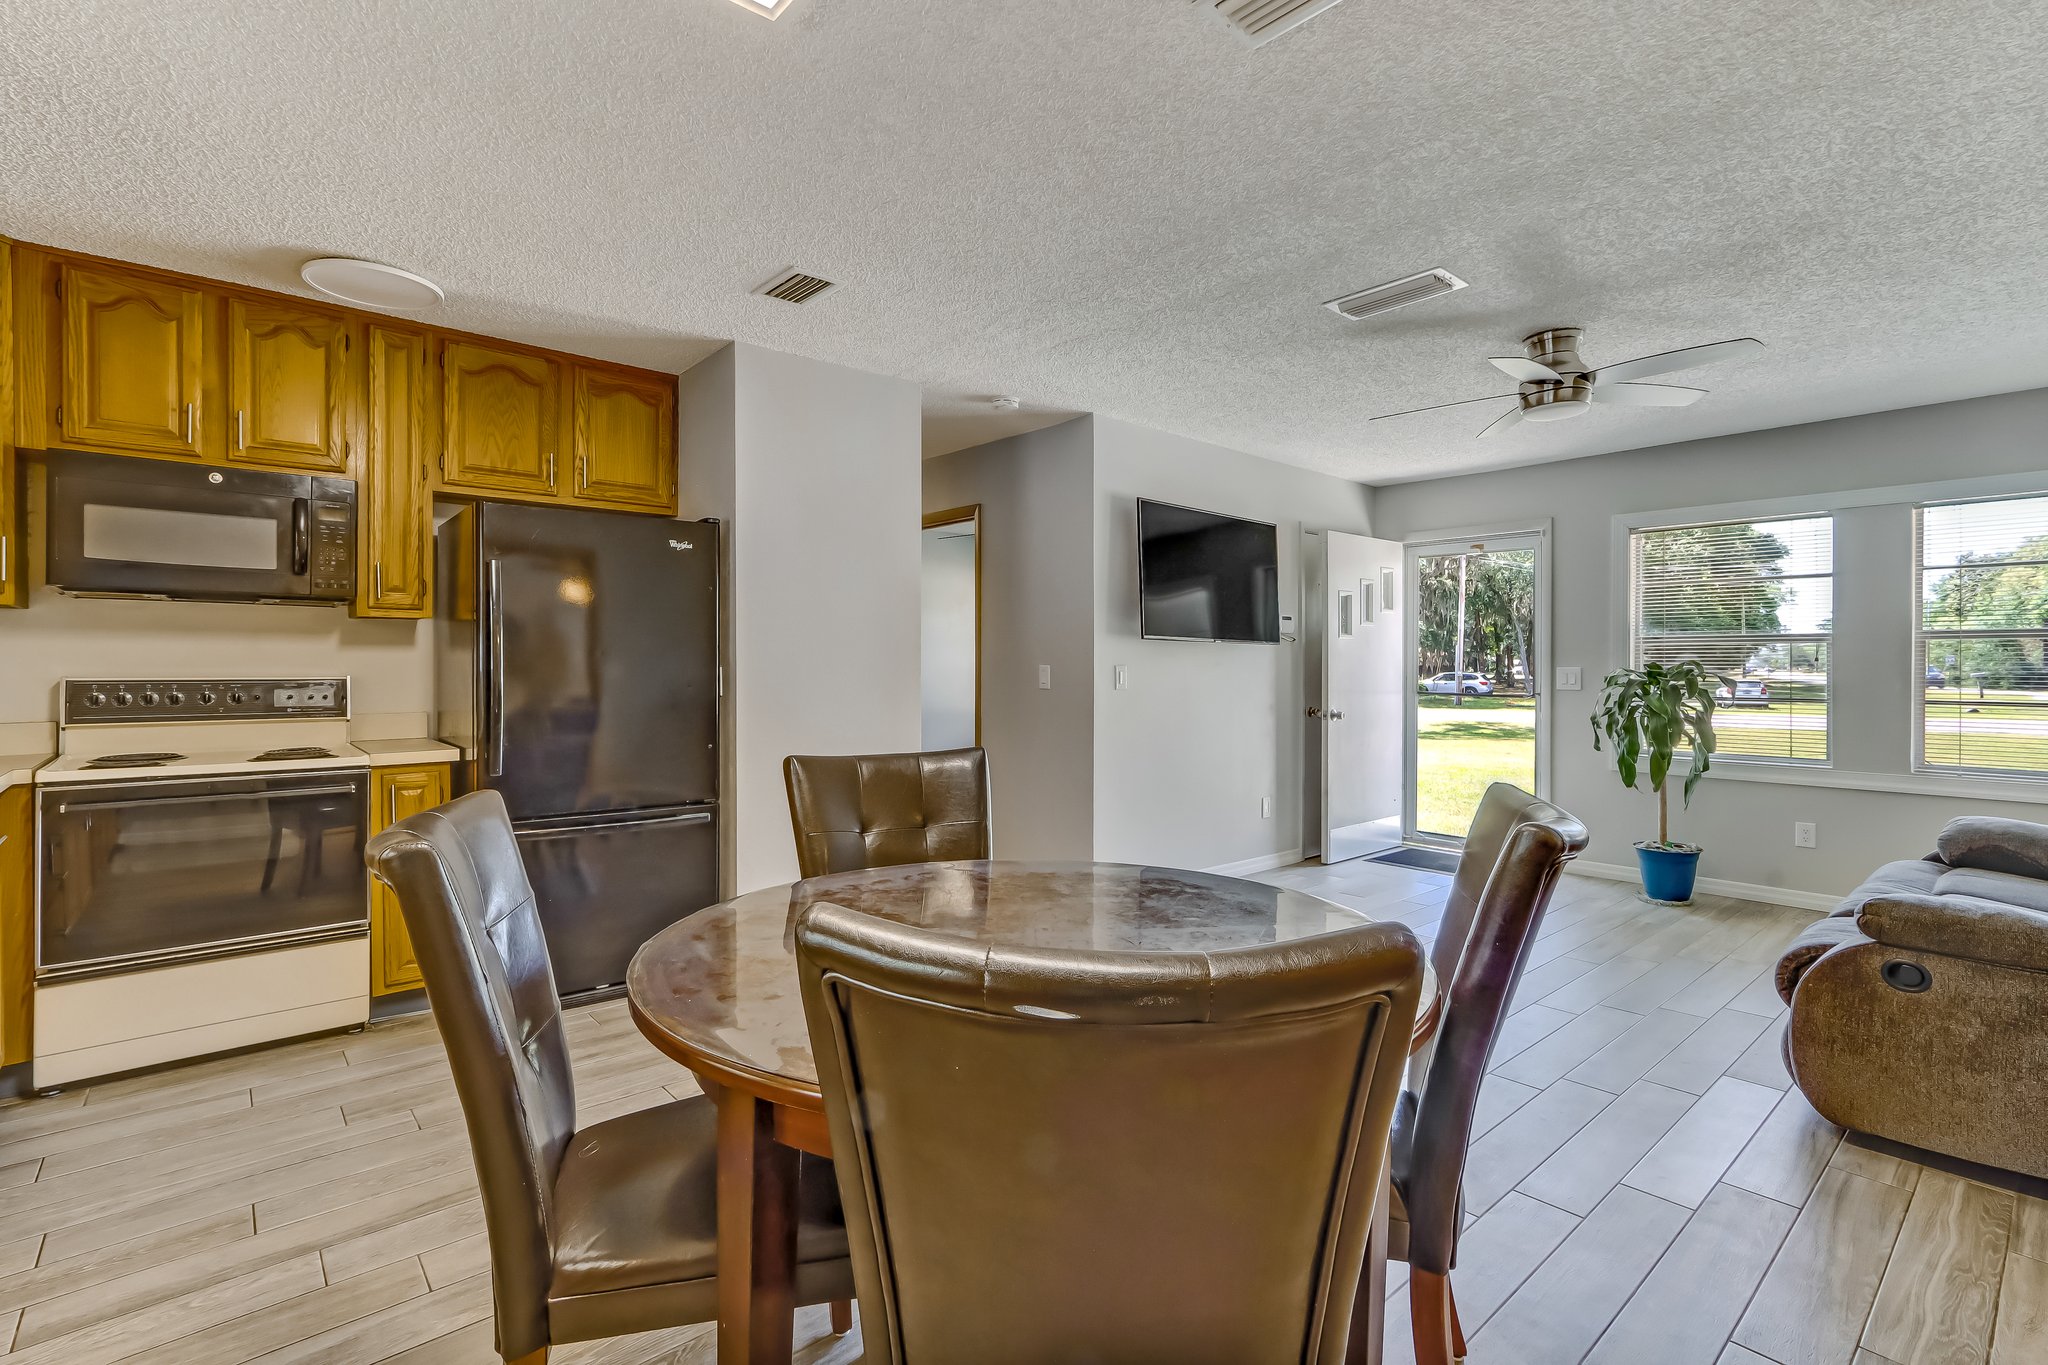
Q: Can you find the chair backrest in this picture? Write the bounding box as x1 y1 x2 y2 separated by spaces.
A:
796 903 1424 1365
365 789 572 1362
1405 782 1588 1273
783 748 992 879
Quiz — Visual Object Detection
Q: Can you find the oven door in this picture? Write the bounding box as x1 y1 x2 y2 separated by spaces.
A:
44 448 328 602
37 771 370 980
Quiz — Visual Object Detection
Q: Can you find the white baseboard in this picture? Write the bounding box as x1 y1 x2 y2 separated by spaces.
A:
1206 848 1305 877
1568 860 1839 914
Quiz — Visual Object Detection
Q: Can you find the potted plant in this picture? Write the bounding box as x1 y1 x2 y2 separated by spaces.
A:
1590 659 1723 904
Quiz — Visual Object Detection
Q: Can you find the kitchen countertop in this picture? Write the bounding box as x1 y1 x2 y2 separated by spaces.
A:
353 739 460 768
0 753 52 789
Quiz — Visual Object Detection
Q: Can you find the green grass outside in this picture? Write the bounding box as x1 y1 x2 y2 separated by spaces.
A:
1416 698 1534 838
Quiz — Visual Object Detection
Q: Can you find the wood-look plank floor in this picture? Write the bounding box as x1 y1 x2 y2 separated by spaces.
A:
0 862 2036 1363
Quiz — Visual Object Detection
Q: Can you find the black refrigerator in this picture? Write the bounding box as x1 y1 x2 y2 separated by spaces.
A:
436 502 719 999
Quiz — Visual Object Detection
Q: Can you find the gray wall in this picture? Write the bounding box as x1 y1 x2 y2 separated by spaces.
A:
924 418 1096 860
1092 416 1374 871
1373 387 2048 900
682 342 924 891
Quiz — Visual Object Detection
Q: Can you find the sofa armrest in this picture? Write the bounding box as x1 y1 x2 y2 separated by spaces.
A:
1777 915 1869 1003
1856 892 2048 973
1936 816 2048 879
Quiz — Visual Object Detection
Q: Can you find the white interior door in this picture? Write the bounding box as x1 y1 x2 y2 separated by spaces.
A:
1320 530 1406 863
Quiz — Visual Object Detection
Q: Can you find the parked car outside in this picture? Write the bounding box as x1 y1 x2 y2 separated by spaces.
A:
1424 671 1494 696
1715 679 1771 706
1925 666 1947 687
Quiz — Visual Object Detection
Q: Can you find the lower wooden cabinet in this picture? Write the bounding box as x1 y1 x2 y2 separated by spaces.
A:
0 784 32 1066
368 763 450 996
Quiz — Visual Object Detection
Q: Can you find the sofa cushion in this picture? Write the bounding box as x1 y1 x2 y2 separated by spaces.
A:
1936 816 2048 880
1835 858 1945 915
1931 865 2048 915
1858 892 2048 972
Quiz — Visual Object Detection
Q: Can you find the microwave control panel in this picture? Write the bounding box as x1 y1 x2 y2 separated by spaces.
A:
63 678 351 724
308 484 356 599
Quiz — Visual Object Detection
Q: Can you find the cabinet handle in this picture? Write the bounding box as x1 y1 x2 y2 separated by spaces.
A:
374 562 383 601
546 453 556 488
184 403 195 443
1 534 7 585
236 410 246 450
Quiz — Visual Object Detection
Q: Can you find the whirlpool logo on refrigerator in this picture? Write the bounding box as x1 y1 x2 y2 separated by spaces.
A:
668 540 694 551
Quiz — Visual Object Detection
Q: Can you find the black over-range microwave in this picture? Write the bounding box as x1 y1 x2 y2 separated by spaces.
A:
44 449 356 603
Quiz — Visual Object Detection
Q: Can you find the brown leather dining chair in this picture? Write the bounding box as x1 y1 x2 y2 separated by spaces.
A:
783 747 991 878
1362 782 1589 1365
366 790 854 1365
794 897 1426 1365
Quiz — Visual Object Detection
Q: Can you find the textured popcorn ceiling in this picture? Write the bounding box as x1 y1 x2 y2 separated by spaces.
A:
2 0 2044 482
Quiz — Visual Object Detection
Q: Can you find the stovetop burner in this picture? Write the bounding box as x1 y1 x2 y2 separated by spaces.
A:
251 747 338 762
82 752 185 769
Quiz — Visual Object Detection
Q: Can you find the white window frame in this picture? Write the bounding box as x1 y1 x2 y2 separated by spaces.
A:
1912 492 2048 782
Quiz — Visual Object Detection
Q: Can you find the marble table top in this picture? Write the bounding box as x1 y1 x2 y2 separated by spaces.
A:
626 859 1436 1097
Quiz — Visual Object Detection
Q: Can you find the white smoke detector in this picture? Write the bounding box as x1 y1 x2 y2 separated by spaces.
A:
992 396 1021 411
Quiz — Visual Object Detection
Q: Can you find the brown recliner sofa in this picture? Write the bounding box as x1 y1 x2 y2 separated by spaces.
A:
1776 816 2048 1181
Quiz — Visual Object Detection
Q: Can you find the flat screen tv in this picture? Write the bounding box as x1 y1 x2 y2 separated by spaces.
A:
1137 498 1280 643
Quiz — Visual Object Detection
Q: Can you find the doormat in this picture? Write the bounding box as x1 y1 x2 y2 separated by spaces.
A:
1366 846 1461 875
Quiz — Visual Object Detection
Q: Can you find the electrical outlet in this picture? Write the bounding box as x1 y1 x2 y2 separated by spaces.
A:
1037 665 1052 690
1113 665 1129 691
1261 796 1272 819
1556 667 1583 691
1794 821 1817 849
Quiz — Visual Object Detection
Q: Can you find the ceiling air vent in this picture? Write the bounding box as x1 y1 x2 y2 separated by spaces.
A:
1323 269 1469 321
1195 0 1351 47
757 271 836 304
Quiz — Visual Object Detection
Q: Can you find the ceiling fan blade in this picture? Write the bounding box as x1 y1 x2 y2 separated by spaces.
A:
1477 405 1526 438
1371 393 1518 422
1589 382 1708 407
1489 357 1562 383
1589 337 1764 385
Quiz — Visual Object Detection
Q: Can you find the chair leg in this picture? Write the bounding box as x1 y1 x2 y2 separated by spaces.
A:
1410 1269 1456 1365
1448 1277 1468 1363
830 1299 853 1334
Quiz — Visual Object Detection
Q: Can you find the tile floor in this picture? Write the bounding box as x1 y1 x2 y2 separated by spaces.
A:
0 859 2037 1363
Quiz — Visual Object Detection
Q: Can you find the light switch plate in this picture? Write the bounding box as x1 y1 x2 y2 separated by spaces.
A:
1556 667 1583 691
1038 665 1052 690
1113 665 1128 691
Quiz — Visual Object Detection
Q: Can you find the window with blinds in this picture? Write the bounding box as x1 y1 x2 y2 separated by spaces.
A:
1917 494 2048 776
1631 515 1834 762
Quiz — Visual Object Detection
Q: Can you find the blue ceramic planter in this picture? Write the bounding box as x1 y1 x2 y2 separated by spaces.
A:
1636 843 1701 904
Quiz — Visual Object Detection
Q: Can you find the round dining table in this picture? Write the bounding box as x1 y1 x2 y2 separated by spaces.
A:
627 859 1440 1365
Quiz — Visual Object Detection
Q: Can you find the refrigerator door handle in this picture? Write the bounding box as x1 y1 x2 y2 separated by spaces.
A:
487 557 506 778
518 809 715 840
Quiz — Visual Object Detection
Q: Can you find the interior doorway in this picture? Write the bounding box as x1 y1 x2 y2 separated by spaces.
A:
921 507 980 749
1405 533 1546 844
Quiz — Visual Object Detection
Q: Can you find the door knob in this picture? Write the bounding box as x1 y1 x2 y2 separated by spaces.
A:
1306 705 1323 717
1330 710 1346 720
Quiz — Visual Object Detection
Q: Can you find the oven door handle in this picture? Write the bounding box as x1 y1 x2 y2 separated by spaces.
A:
291 497 310 576
55 782 361 815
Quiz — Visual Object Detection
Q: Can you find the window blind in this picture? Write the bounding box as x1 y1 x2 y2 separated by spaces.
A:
1917 494 2048 776
1631 515 1834 762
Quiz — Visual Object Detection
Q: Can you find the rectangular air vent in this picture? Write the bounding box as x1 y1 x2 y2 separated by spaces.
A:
1323 269 1469 321
1196 0 1351 47
757 271 835 304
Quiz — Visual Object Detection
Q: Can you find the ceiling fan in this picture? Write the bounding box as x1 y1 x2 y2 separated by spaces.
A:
1374 328 1765 438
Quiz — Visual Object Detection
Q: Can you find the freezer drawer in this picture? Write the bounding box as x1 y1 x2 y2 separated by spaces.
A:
515 806 717 998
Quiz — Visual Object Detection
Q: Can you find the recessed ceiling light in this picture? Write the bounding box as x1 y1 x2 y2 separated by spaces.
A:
300 258 445 312
726 0 794 18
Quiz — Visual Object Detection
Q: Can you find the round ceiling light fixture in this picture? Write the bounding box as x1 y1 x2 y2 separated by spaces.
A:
299 257 444 312
991 396 1021 411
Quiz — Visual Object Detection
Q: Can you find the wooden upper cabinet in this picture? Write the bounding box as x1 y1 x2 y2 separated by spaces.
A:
572 365 675 511
441 341 559 498
58 263 205 458
356 326 432 618
226 298 351 473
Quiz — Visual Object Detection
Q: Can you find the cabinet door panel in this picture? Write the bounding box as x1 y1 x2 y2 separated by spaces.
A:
59 264 204 458
356 327 431 617
370 764 447 995
228 299 350 472
0 784 30 1064
441 342 557 496
572 365 674 511
1 242 18 608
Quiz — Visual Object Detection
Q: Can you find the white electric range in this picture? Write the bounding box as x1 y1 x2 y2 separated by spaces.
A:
32 678 373 1088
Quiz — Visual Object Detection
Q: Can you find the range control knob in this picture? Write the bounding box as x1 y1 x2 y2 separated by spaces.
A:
227 689 246 705
83 690 108 709
163 690 185 707
113 691 134 708
139 690 161 707
196 689 216 706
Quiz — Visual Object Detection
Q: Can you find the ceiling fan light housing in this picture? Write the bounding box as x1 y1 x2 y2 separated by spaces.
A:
299 258 444 312
1520 378 1593 421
